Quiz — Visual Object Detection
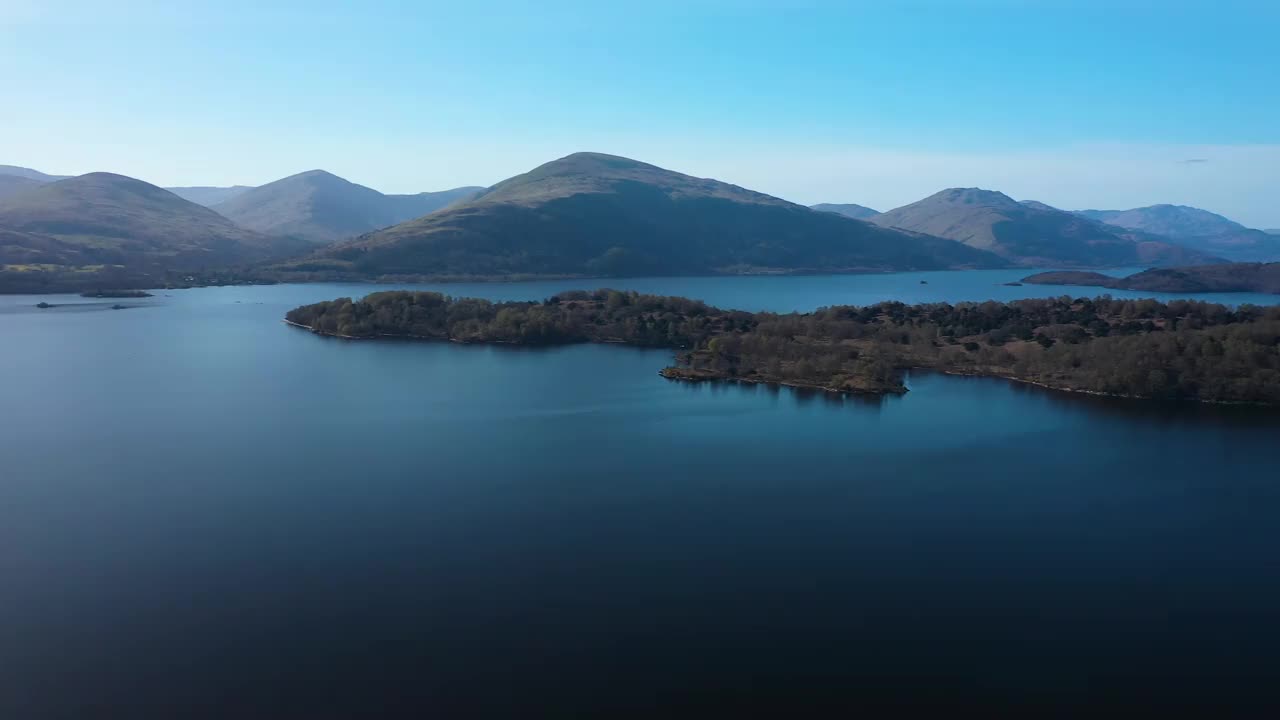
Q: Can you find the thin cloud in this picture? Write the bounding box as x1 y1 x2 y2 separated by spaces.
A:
1179 158 1210 164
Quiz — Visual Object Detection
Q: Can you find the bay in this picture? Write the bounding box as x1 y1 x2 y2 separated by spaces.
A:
2 270 1280 716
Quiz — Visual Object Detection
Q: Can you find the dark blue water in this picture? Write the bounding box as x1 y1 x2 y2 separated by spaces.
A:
3 271 1280 717
9 267 1276 316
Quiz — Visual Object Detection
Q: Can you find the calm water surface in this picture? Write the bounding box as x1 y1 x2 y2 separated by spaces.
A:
3 271 1280 716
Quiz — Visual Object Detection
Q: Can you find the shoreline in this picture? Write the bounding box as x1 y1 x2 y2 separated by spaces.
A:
288 318 1274 408
284 319 638 348
282 286 1280 410
287 319 902 396
0 269 920 296
284 319 456 342
658 366 907 396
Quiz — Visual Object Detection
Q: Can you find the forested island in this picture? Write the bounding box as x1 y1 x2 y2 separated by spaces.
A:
1024 262 1280 294
80 289 152 298
287 290 1280 406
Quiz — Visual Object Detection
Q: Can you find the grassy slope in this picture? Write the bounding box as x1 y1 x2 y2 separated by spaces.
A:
0 173 309 291
874 188 1219 267
212 170 484 243
294 153 1004 278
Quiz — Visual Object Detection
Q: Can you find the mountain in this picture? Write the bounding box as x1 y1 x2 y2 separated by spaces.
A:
0 173 309 291
1018 200 1060 212
211 170 484 244
1073 209 1121 224
1267 230 1280 235
811 203 879 220
0 174 42 200
288 152 1004 280
1076 204 1241 237
1023 262 1280 294
4 167 255 207
1073 204 1280 262
871 188 1218 267
167 185 254 207
0 165 71 183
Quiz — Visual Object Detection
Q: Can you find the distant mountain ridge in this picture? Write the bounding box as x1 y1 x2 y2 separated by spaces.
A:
1073 204 1280 261
0 165 72 183
2 164 481 233
168 185 254 207
211 170 484 244
1075 204 1244 236
872 188 1219 267
1018 200 1060 212
0 173 309 292
811 203 879 220
3 165 251 208
288 152 1004 280
10 158 1275 291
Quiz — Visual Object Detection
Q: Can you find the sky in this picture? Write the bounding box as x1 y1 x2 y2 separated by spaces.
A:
2 0 1278 226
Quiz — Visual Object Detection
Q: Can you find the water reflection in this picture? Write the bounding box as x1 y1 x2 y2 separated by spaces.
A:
666 374 895 414
916 370 1280 429
4 279 1280 716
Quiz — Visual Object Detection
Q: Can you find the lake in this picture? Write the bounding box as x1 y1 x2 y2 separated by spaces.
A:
3 270 1280 716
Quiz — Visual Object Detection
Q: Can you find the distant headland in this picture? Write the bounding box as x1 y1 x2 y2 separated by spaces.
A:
1023 262 1280 294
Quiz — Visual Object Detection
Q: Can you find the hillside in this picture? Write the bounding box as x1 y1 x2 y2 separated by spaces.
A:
289 153 1003 280
1018 200 1060 212
168 185 254 206
0 173 308 292
4 166 258 208
872 188 1217 267
1023 262 1280 294
0 174 42 200
1074 204 1280 261
1076 204 1242 237
0 165 71 182
211 170 484 244
811 203 879 220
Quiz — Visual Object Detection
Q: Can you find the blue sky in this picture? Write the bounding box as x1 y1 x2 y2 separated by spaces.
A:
2 0 1278 225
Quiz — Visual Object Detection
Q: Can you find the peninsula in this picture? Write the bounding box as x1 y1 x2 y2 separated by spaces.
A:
1024 262 1280 294
287 290 1280 406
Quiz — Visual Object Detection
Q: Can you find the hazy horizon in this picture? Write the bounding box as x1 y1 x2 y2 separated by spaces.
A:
3 0 1277 225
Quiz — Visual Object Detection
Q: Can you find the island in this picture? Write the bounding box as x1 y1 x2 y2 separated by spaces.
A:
287 290 1280 406
1023 262 1280 294
80 290 153 298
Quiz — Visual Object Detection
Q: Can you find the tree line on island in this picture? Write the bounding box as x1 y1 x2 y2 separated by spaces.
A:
286 289 1280 405
1023 262 1280 294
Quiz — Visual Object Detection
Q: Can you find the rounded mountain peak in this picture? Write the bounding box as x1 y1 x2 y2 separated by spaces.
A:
71 171 158 187
277 169 354 187
1143 204 1216 218
932 187 1020 208
534 152 661 177
37 172 180 203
